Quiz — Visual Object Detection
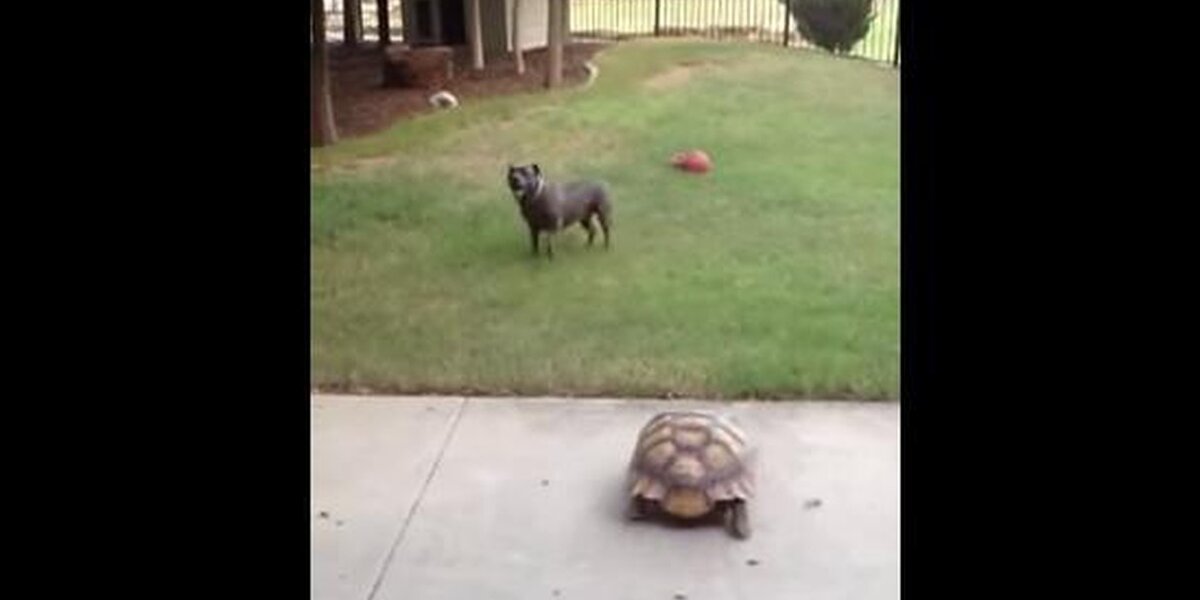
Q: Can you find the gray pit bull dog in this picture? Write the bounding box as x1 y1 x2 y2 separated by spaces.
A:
507 163 612 259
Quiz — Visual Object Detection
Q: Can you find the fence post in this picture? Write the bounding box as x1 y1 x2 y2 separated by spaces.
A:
654 0 661 36
891 5 900 66
782 1 791 47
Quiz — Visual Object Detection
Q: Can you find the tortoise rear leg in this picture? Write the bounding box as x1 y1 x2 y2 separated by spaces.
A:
725 500 751 539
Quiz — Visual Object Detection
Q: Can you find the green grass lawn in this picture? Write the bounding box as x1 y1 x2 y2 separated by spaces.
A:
311 39 898 399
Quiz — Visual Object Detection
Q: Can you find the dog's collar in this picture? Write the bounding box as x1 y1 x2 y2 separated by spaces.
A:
516 178 545 203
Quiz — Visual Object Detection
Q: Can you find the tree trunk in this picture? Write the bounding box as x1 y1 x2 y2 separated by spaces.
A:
512 0 525 74
312 0 338 146
343 0 361 47
562 0 571 44
357 0 365 40
545 0 563 88
467 0 485 70
377 0 391 46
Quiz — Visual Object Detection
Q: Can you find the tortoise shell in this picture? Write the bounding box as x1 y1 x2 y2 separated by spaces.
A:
626 410 755 535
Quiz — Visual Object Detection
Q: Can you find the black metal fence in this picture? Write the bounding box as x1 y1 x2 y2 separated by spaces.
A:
570 0 900 66
320 0 899 67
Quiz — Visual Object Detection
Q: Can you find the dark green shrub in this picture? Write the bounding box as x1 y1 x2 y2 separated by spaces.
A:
785 0 876 54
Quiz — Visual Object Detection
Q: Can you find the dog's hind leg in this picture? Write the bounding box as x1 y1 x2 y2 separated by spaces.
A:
596 206 611 249
582 215 597 247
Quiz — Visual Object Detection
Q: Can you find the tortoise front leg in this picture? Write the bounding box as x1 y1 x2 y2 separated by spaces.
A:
725 500 751 539
627 496 651 520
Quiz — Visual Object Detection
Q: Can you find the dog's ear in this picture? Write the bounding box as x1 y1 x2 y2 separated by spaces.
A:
532 164 541 176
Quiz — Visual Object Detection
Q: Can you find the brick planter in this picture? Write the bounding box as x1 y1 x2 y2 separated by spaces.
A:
382 45 455 89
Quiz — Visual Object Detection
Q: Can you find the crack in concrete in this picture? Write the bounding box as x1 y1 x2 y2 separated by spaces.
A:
365 397 470 600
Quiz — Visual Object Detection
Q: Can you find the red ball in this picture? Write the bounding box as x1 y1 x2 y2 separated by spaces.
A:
671 150 712 173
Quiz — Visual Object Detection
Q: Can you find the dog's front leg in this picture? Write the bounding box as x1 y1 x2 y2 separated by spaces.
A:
529 227 540 256
546 216 563 260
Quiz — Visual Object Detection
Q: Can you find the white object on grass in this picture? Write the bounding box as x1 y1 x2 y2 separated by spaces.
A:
429 90 459 109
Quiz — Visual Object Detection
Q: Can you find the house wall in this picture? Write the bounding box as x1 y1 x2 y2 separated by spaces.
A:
401 0 441 45
480 0 512 58
503 0 549 52
398 0 551 59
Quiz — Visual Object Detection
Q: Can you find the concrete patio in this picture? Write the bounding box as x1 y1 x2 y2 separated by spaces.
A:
311 395 898 600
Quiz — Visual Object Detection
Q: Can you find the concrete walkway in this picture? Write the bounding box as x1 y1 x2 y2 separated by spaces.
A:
311 395 898 600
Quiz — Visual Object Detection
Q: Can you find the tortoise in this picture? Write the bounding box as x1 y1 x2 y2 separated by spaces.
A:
625 410 756 539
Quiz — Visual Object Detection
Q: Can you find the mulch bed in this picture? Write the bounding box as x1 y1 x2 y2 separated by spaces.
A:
325 40 611 139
